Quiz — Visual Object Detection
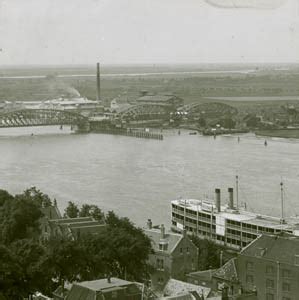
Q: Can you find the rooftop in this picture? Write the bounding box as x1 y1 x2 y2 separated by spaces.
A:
163 279 211 299
144 228 183 254
240 233 299 265
137 94 181 103
76 277 135 291
213 258 239 282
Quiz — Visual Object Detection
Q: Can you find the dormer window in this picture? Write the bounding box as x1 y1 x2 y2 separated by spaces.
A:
159 242 168 251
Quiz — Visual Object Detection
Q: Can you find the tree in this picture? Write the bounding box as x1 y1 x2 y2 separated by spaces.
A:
0 194 43 244
64 201 79 218
43 236 89 290
104 211 153 281
190 236 227 270
20 187 52 208
79 204 105 223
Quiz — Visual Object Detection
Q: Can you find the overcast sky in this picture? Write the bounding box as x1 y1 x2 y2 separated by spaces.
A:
0 0 298 65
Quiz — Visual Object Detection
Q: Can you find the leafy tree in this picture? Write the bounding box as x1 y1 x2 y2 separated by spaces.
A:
20 187 52 208
79 204 105 222
0 194 43 244
43 236 88 290
190 235 230 270
0 244 22 299
64 201 79 218
104 211 153 281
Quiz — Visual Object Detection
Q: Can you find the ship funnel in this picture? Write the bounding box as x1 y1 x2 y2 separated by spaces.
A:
228 187 234 209
215 188 221 213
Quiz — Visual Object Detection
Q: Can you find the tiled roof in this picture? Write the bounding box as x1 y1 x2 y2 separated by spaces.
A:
213 258 239 282
188 269 217 282
49 217 94 224
162 293 194 300
163 279 211 299
75 277 138 291
240 233 299 265
144 229 183 254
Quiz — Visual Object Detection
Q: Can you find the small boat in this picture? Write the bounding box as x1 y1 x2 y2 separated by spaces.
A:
189 132 197 135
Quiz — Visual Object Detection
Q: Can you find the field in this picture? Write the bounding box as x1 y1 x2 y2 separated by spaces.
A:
1 64 299 112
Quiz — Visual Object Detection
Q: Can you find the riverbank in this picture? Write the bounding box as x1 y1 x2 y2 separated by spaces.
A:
255 129 299 139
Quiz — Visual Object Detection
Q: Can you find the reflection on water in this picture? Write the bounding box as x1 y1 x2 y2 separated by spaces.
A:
0 128 299 226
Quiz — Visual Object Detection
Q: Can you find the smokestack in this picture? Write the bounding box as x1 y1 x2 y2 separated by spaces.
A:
228 187 234 209
161 224 165 239
147 219 152 229
96 62 100 101
215 188 221 213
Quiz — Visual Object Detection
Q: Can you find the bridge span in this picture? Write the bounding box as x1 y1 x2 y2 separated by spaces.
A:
0 108 89 131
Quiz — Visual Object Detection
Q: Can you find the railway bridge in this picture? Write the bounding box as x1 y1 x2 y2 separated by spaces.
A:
0 108 90 132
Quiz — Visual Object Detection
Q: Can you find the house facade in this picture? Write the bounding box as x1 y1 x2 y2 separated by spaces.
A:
144 221 198 289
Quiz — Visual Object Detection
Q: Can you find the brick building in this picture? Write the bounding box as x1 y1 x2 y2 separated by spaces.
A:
210 233 299 299
144 220 198 290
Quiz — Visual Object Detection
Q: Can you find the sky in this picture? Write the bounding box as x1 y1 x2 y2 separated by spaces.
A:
0 0 298 65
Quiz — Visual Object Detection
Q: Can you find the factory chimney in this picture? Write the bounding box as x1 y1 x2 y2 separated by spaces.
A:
215 188 221 213
228 187 234 209
96 62 100 101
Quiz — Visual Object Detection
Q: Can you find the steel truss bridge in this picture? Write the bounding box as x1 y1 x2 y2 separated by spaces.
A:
0 109 89 129
178 102 238 117
116 104 171 121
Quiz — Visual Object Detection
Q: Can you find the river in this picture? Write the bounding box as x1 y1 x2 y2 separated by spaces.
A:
1 127 299 227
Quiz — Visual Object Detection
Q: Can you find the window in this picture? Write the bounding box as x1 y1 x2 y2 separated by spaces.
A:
266 279 274 289
266 265 274 275
282 282 291 292
295 255 299 266
111 291 118 299
282 269 291 278
158 277 164 284
246 261 254 271
187 247 189 254
180 248 183 254
246 274 254 284
156 258 164 270
266 293 274 300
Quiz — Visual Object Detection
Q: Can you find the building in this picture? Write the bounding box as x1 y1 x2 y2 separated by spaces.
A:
171 188 299 250
238 233 299 300
47 216 106 240
144 221 198 289
186 269 217 289
162 278 211 299
209 233 299 299
136 92 183 109
64 277 142 300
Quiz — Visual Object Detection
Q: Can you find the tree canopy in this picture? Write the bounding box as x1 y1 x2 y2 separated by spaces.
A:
0 188 153 299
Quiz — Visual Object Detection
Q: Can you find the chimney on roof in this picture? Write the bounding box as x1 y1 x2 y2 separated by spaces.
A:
228 187 234 209
147 219 152 229
215 188 221 213
161 224 165 239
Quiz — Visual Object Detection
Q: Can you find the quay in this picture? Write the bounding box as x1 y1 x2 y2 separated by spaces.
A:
89 124 163 140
